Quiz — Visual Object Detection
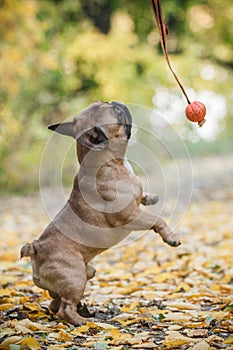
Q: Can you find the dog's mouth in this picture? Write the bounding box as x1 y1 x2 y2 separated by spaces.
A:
78 126 109 150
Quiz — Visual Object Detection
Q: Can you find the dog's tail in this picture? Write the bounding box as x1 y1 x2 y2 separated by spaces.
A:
20 243 35 258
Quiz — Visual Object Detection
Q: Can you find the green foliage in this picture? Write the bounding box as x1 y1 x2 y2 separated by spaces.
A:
0 0 232 193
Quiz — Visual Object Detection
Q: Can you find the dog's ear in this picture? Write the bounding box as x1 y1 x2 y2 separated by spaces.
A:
48 122 75 138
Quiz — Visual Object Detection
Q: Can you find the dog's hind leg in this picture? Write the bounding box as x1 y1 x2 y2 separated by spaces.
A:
59 299 91 325
49 267 94 316
49 291 61 313
57 262 93 325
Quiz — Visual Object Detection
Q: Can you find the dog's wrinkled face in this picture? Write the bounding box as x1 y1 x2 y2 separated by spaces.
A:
48 101 132 158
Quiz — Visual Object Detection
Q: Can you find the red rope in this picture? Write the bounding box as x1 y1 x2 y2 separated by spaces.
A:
150 0 191 104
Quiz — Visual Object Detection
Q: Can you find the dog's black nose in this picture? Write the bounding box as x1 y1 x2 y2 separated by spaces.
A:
111 102 132 140
113 106 123 117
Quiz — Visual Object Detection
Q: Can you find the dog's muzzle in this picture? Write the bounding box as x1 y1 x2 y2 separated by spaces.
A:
77 126 109 150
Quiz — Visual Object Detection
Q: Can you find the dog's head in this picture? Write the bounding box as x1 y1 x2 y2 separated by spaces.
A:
48 101 132 161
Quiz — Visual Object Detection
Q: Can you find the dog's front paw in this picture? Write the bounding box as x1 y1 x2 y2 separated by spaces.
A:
163 232 181 247
141 194 159 206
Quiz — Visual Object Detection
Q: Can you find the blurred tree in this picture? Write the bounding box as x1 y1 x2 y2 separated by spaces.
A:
80 0 117 34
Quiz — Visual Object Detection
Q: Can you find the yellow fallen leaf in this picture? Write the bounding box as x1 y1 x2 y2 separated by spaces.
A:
82 340 109 347
225 336 233 344
0 288 12 297
49 329 72 341
163 312 192 322
121 301 139 312
14 324 33 333
0 329 15 340
164 301 199 310
19 296 31 305
167 325 183 331
53 322 67 330
0 303 15 311
47 345 70 350
188 340 210 350
24 302 41 311
163 331 198 349
111 332 133 346
1 251 18 261
118 281 140 294
20 337 41 350
125 332 151 345
93 322 117 330
0 336 22 349
112 316 146 327
72 321 116 337
73 321 105 334
198 310 229 320
173 282 191 293
107 328 122 340
72 324 89 334
112 313 133 322
183 322 208 329
184 329 208 337
132 290 165 300
210 283 221 292
220 273 233 284
220 284 233 292
132 342 156 349
154 272 174 283
203 335 223 344
12 318 47 331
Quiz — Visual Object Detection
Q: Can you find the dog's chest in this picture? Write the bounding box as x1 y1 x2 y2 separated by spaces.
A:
96 164 142 203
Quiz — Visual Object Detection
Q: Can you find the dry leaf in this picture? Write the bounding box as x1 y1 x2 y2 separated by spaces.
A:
19 337 41 350
93 322 117 330
132 342 156 349
164 301 199 310
12 318 47 332
0 289 12 297
112 313 133 321
47 345 71 350
49 329 73 341
163 312 192 322
121 301 139 312
188 341 210 350
185 329 209 338
163 331 199 348
225 336 233 345
24 302 41 311
0 336 22 349
154 272 175 283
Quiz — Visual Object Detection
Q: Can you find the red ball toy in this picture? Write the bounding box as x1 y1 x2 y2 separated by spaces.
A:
185 101 206 127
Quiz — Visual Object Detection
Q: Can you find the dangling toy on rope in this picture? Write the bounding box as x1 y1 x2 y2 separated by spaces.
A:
150 0 206 127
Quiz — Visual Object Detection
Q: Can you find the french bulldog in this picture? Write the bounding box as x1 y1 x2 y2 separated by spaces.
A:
21 101 180 325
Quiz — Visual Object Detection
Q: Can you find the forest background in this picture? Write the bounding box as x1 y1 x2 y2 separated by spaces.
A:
0 0 233 193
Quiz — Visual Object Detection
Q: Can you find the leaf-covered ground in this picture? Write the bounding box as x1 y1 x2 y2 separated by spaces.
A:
1 156 233 350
